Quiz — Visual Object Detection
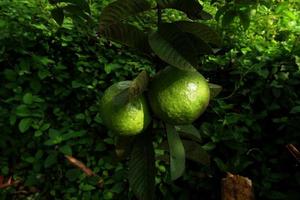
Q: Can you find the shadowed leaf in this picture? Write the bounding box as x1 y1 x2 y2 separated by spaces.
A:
99 0 152 31
173 21 222 47
199 10 213 20
129 134 155 200
112 71 149 107
100 23 150 52
51 7 64 26
18 118 32 133
112 88 130 108
222 10 237 27
129 70 149 100
176 124 202 142
115 136 135 159
182 140 210 166
166 124 185 180
209 83 222 99
148 23 199 71
239 11 251 29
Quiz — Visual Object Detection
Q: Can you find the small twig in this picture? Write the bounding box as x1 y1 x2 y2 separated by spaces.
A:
65 155 95 176
286 144 300 163
65 155 104 188
0 176 20 189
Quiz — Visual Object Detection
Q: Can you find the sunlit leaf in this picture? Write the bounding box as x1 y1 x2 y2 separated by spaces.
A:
157 0 211 20
235 0 258 5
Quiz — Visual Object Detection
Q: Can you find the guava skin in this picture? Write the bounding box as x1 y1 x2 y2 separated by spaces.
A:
100 81 151 136
148 66 210 125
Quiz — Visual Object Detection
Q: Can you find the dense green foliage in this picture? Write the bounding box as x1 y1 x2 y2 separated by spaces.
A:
1 0 300 199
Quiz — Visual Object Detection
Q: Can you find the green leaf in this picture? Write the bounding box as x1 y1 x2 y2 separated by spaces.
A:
40 123 51 131
100 23 150 52
157 0 211 20
129 134 155 200
215 6 228 22
175 124 202 142
238 11 250 29
115 136 135 158
9 115 17 125
99 0 152 31
214 158 228 172
44 153 58 168
209 83 222 99
59 145 72 155
38 68 50 79
49 0 58 5
80 184 96 191
112 71 149 107
60 0 90 11
19 118 32 133
199 10 213 20
222 10 237 27
23 93 33 105
104 63 122 74
235 0 258 5
34 130 43 137
129 71 149 100
44 129 64 145
4 69 17 81
173 21 222 47
166 124 185 180
290 106 300 114
16 105 31 117
182 140 210 166
148 23 199 71
112 88 130 108
51 7 64 26
66 169 81 181
62 131 85 140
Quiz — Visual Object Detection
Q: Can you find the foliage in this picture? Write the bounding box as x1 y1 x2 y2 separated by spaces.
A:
0 0 152 199
0 0 300 199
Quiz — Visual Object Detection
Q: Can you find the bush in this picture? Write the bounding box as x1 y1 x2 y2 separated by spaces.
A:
0 0 299 199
